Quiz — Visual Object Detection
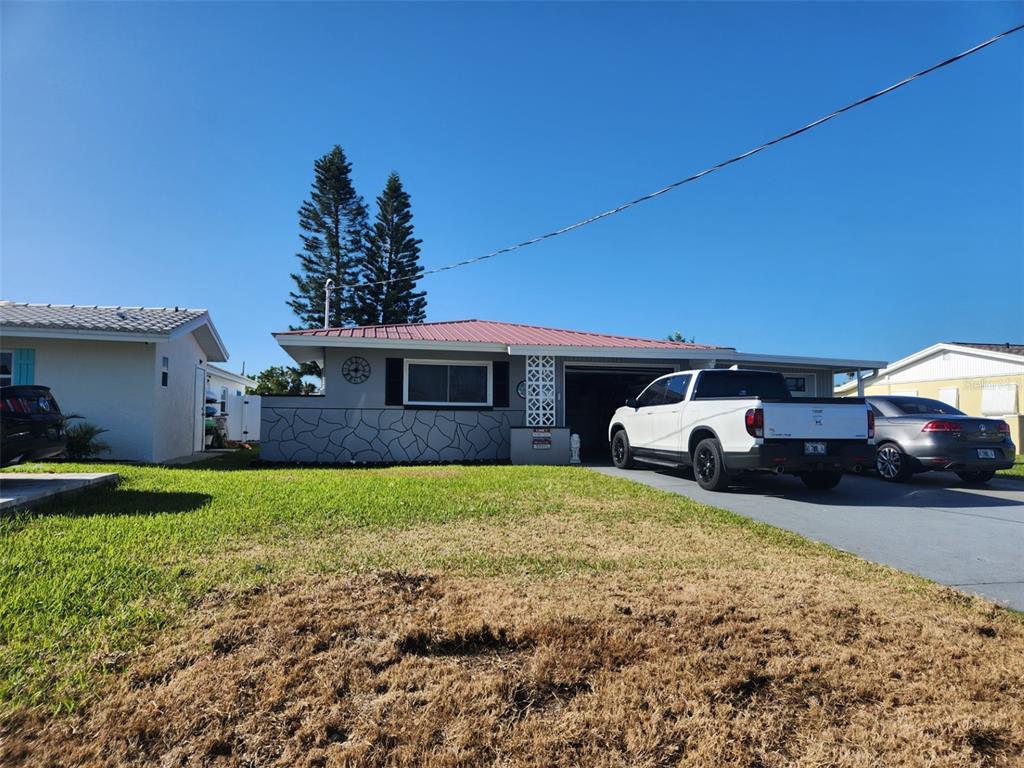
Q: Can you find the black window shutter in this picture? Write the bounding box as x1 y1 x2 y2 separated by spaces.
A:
385 358 404 406
493 361 510 408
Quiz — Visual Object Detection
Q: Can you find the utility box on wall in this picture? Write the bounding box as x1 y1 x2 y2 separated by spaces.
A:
510 427 571 465
225 393 261 442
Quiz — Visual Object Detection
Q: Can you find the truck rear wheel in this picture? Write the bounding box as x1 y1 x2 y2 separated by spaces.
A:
800 470 843 490
694 438 729 491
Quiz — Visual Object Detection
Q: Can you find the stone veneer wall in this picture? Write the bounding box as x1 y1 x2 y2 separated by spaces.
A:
261 406 525 464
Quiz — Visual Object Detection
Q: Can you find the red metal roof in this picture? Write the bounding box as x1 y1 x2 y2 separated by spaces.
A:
277 319 726 350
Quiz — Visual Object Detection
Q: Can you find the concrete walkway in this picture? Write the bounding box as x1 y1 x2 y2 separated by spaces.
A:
0 472 119 512
591 465 1024 611
162 449 237 466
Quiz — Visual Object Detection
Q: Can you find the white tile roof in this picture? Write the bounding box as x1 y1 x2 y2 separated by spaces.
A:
0 301 208 335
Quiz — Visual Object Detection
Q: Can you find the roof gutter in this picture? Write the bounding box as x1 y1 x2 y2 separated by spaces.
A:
0 326 173 345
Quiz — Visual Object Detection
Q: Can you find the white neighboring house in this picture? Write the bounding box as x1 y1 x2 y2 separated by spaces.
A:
835 341 1024 450
206 364 255 411
0 301 230 462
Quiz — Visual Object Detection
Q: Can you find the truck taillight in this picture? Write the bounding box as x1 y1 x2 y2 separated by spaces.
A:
745 408 764 438
867 409 875 439
997 421 1011 434
921 420 960 433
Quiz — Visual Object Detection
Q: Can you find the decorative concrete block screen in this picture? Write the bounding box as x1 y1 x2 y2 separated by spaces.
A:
261 406 523 464
525 355 555 427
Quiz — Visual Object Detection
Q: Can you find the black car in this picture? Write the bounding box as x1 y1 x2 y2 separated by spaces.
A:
868 396 1016 483
1 385 67 467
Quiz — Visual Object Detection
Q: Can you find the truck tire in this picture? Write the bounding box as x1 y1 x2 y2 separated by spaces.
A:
611 430 634 469
875 443 912 482
956 470 996 484
800 470 843 490
694 438 729 491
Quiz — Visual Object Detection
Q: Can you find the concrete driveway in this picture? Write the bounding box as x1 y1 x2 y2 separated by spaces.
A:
591 465 1024 611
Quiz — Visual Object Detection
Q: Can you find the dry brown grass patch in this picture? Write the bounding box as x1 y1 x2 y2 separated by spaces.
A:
4 569 1023 768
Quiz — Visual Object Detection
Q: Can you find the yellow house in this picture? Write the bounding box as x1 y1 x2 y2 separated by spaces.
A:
835 342 1024 453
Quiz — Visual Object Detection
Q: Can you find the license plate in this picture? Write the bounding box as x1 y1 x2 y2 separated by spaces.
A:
977 448 997 459
804 441 826 456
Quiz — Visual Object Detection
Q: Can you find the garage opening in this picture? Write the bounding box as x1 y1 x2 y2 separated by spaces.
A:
564 365 673 462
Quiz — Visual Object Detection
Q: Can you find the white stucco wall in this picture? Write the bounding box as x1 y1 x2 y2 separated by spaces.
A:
30 338 157 461
152 333 208 463
317 347 526 410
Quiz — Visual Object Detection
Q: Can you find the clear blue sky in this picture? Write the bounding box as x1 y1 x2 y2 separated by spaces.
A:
3 2 1022 374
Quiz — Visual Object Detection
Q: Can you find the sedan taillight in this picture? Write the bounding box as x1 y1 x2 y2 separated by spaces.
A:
997 421 1011 434
745 408 764 438
921 420 961 433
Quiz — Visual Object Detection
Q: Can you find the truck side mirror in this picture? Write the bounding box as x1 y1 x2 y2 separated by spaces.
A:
625 397 638 409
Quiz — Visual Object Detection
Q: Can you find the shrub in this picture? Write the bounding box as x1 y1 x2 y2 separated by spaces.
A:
63 419 111 460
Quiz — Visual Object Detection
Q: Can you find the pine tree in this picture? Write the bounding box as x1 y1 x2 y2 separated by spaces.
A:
288 146 368 329
352 172 427 325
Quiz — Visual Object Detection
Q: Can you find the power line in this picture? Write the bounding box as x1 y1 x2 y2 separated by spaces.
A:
349 22 1024 291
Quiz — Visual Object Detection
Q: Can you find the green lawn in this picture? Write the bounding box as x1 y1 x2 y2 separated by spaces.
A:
999 457 1024 478
4 450 1024 768
2 450 782 713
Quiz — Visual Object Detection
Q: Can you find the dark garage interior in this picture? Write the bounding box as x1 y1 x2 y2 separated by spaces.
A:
564 365 673 462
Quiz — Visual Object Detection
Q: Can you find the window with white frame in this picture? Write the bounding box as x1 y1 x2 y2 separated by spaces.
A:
405 360 491 406
783 373 816 397
160 356 169 388
0 351 12 387
938 386 959 409
981 383 1017 416
785 376 807 393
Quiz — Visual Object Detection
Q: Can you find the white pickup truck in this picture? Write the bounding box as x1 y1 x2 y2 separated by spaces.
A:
608 369 874 491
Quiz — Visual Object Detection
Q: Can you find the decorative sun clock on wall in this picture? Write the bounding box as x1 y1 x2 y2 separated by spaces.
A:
342 356 371 384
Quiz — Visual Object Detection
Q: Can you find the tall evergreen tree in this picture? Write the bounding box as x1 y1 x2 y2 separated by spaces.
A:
288 146 367 329
352 172 427 325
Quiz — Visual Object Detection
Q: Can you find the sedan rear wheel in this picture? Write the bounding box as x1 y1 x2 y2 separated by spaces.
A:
876 443 911 482
956 470 996 484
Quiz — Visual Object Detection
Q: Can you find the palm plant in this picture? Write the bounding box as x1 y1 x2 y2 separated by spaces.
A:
62 415 111 460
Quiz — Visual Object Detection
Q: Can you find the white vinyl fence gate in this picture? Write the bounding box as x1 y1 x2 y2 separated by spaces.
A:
225 393 262 442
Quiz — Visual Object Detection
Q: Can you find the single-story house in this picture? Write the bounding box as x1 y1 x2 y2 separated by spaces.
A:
264 319 885 464
835 341 1024 450
0 301 230 462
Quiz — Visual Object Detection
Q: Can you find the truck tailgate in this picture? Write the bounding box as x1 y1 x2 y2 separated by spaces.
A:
762 401 870 440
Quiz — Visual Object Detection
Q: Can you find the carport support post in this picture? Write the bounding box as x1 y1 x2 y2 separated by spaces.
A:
856 370 864 397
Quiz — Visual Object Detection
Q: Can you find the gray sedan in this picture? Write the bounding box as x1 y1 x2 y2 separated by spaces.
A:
868 396 1016 483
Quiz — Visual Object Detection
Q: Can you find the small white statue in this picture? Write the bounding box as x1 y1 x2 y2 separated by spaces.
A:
569 433 581 465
